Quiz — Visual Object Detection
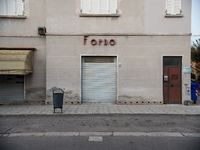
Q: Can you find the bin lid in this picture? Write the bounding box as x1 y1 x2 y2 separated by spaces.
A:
53 88 64 94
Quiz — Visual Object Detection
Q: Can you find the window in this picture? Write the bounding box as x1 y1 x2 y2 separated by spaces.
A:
81 0 117 15
0 0 24 16
165 0 182 15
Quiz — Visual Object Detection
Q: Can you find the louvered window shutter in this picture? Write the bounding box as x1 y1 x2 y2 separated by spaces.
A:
0 0 7 15
100 0 108 14
166 0 173 14
16 0 24 15
0 0 24 15
91 0 99 14
7 0 15 15
166 0 181 15
174 0 181 15
81 0 117 14
82 0 91 14
109 0 117 14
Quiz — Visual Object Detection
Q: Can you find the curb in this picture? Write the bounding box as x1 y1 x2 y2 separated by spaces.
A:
1 132 200 138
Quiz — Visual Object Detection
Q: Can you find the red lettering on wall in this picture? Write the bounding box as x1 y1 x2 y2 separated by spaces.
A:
104 39 107 46
99 39 102 45
109 39 115 46
83 36 116 46
83 35 88 45
91 39 97 46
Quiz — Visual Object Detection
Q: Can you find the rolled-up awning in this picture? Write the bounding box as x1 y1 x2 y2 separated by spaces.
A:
0 50 34 75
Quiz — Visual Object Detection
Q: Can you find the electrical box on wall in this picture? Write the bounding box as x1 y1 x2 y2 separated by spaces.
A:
38 27 46 35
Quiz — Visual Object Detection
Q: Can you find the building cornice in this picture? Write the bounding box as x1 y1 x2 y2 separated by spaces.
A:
45 33 192 36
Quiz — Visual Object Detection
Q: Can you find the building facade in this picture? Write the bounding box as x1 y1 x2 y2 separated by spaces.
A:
0 0 192 105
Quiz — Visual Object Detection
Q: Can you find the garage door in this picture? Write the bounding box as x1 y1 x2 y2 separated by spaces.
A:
81 56 117 103
0 75 24 103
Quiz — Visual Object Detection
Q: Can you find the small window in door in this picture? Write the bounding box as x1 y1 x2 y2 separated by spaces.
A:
163 56 182 67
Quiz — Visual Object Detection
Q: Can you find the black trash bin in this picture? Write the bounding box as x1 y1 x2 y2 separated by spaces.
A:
53 88 64 113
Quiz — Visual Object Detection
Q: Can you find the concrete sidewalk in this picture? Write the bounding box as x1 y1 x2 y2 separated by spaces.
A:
0 103 200 115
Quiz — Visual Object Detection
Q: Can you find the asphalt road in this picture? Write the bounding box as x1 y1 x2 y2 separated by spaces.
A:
1 136 200 150
0 114 200 150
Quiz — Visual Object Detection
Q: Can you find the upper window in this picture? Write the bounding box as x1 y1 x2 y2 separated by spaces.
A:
165 0 182 15
0 0 24 16
81 0 117 15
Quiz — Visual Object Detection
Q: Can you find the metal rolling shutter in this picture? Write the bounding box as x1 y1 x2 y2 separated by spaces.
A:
0 75 24 103
81 56 117 103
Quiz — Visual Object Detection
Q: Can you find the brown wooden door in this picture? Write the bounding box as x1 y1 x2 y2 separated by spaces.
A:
163 57 182 104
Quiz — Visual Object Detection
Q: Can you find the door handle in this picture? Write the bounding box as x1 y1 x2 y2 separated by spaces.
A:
164 76 168 82
171 85 174 87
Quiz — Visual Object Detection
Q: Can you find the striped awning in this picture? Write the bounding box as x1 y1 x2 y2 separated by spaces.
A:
0 50 34 75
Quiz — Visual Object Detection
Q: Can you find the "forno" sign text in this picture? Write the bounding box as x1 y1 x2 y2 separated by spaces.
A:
83 35 115 46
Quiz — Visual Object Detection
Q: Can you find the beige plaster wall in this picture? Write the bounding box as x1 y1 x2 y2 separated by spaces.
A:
46 35 191 104
0 0 46 103
144 0 191 34
0 0 191 104
0 0 46 36
46 0 191 34
0 36 46 103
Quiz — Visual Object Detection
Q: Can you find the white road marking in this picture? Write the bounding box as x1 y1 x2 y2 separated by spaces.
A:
88 136 103 142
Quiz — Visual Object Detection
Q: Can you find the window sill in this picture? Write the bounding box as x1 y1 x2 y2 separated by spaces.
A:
165 14 183 18
0 15 26 19
79 13 120 17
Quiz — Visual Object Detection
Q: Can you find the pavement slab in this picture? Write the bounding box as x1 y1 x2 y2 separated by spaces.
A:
0 103 200 115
